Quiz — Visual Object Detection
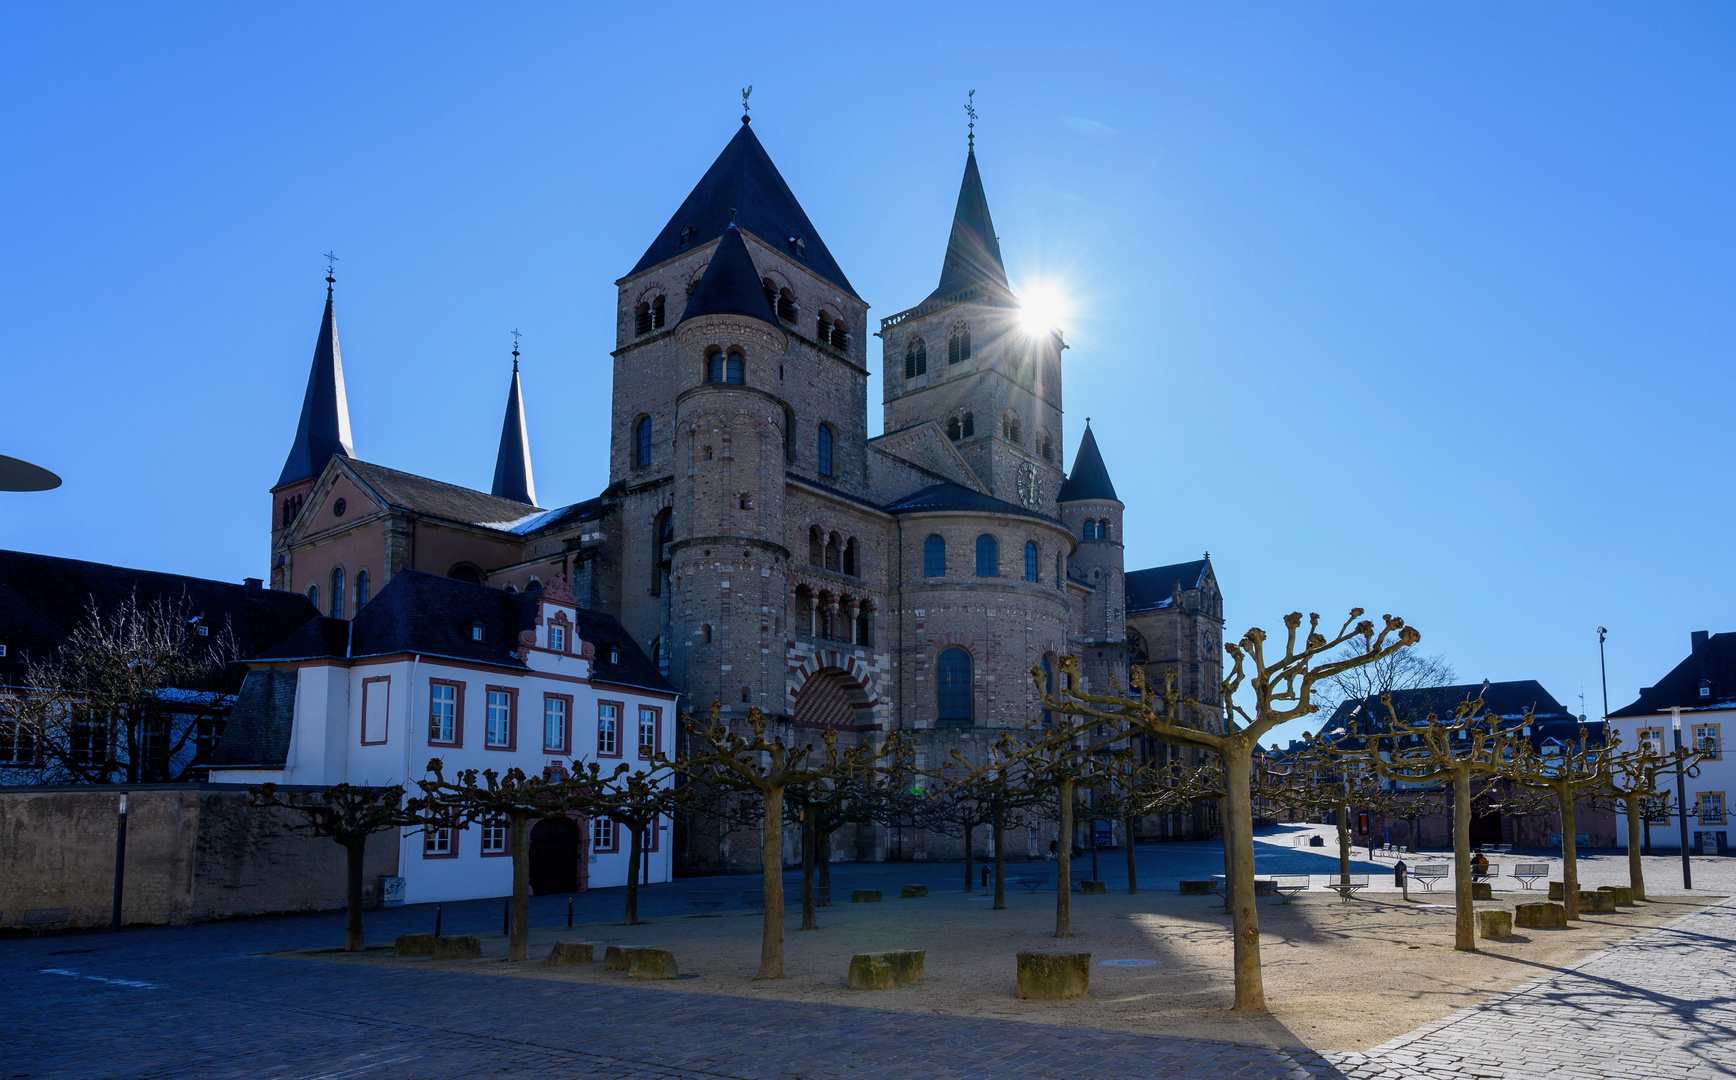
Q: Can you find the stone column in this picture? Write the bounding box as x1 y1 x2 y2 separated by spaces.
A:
847 601 860 645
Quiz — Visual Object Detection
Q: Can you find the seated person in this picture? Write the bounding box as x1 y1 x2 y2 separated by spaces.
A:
1471 850 1491 879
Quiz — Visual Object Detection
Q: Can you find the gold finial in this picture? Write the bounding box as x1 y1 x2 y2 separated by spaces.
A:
965 89 977 151
741 85 753 122
510 328 522 372
322 250 339 291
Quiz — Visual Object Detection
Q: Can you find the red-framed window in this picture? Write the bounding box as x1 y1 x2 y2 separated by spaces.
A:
484 685 518 750
360 675 391 745
592 816 617 853
598 700 623 757
543 693 572 754
428 679 464 746
637 704 662 759
480 817 509 856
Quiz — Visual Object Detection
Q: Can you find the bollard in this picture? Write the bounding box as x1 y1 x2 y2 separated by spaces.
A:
568 898 574 928
434 905 442 938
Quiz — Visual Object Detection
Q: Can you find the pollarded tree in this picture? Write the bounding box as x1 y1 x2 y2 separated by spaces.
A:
1600 736 1704 901
249 782 409 951
1045 609 1419 1011
677 704 892 979
1271 743 1407 885
412 759 590 961
1502 729 1610 920
573 759 683 926
939 732 1057 911
785 746 895 930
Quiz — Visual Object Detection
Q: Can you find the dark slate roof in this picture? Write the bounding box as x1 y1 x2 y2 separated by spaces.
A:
884 482 1058 523
252 571 675 694
277 281 355 489
1125 560 1210 613
629 118 857 299
1056 425 1119 503
0 549 319 692
518 495 607 538
491 363 536 506
1610 631 1736 717
346 459 541 527
1319 680 1597 750
206 669 298 769
680 225 780 326
928 151 1009 303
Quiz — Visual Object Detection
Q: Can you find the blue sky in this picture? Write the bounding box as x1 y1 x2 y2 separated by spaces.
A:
3 4 1732 744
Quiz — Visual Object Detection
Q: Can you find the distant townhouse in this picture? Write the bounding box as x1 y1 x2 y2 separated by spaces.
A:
1608 630 1732 855
208 570 680 903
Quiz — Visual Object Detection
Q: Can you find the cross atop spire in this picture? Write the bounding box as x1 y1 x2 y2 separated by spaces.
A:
965 89 977 152
510 328 522 372
322 251 338 292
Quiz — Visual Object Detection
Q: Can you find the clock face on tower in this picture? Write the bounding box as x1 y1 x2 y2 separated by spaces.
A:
1018 461 1041 509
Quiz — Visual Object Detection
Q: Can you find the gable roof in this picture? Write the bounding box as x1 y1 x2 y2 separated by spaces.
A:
0 549 319 692
1056 425 1118 503
341 458 541 530
928 150 1009 303
629 118 857 299
884 481 1058 523
277 280 354 489
1610 631 1736 717
1125 560 1210 613
680 225 780 326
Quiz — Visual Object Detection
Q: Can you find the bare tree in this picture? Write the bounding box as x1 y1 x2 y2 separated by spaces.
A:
1045 609 1418 1011
250 783 408 951
574 760 683 925
1315 645 1456 727
1600 735 1704 901
13 591 237 783
938 733 1055 910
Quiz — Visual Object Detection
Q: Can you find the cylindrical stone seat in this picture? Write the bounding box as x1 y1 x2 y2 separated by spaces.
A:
1017 952 1091 999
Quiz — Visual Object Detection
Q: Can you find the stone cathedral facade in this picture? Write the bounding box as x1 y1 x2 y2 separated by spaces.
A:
267 117 1226 868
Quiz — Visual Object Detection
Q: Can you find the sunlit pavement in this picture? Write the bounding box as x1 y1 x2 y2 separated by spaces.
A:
3 825 1731 1079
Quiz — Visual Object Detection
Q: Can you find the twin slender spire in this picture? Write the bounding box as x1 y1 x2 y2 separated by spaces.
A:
276 270 355 489
928 133 1008 302
491 335 537 506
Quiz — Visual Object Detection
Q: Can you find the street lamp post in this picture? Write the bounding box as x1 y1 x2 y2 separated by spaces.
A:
110 792 129 932
1670 706 1693 890
1597 627 1610 720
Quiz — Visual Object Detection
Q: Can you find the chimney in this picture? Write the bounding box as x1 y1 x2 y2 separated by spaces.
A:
1692 630 1709 653
244 577 264 597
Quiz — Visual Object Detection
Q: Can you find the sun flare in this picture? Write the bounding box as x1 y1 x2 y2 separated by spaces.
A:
1017 280 1073 334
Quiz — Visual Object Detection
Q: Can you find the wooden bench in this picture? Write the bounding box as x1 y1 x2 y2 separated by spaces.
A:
21 908 69 935
1015 873 1049 893
1269 875 1310 903
685 891 724 916
1411 865 1449 891
1511 863 1549 890
1326 875 1369 902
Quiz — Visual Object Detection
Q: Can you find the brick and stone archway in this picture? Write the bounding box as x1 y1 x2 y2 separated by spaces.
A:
788 657 881 732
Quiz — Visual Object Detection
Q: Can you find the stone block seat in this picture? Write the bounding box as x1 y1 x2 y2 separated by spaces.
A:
1515 902 1567 928
1016 952 1090 1000
900 884 928 899
1598 885 1635 906
848 950 925 990
851 889 883 903
1477 910 1513 939
1578 890 1617 914
545 941 593 966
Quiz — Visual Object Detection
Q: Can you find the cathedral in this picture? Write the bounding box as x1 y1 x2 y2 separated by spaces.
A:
267 115 1226 864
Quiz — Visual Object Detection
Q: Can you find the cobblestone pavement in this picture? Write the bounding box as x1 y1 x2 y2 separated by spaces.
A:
1329 897 1736 1080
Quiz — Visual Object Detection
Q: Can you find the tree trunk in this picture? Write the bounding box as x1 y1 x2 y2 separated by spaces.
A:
1055 776 1074 938
509 813 531 961
1222 744 1265 1011
343 835 366 952
992 803 1007 911
1125 814 1138 894
818 826 832 896
1451 768 1474 952
963 819 973 893
1336 804 1351 885
758 786 786 978
1560 786 1580 920
624 819 643 925
800 802 816 931
1626 797 1646 900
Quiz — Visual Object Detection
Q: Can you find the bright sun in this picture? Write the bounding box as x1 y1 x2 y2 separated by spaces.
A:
1017 280 1073 334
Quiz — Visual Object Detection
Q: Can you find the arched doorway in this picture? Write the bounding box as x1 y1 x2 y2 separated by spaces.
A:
793 670 857 729
1470 811 1503 849
528 817 579 894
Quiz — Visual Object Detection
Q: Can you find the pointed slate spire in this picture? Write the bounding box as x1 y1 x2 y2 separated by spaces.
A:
1057 422 1119 503
681 219 780 326
631 117 858 298
276 273 355 488
928 150 1009 302
491 340 536 506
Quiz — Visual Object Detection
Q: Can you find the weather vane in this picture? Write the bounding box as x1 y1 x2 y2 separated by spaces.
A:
322 250 339 285
511 328 522 371
742 85 753 118
965 89 977 151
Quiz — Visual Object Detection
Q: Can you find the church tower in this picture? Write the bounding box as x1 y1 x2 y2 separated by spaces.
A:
271 270 353 588
1057 422 1126 692
490 343 536 506
879 143 1065 512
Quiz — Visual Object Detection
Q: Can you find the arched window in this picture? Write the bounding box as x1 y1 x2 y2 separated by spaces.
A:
946 417 961 441
817 311 833 341
975 534 998 578
705 349 724 383
700 624 712 644
809 526 824 567
651 295 666 329
830 319 848 350
783 405 795 463
1041 436 1053 462
904 338 927 378
1024 541 1038 583
962 412 974 437
329 567 345 618
936 648 973 726
1099 519 1112 541
726 350 745 384
635 301 652 336
948 325 971 365
824 532 841 572
1041 652 1056 725
634 415 653 467
448 563 483 585
651 509 672 596
354 568 370 611
817 423 834 477
1002 414 1021 443
777 288 797 322
738 492 752 510
763 277 778 307
842 538 858 576
923 534 946 577
305 583 318 610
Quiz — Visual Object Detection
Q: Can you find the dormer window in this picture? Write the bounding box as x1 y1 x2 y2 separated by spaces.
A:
468 620 488 643
608 646 621 665
790 236 807 260
678 225 695 248
549 624 566 653
1701 680 1713 699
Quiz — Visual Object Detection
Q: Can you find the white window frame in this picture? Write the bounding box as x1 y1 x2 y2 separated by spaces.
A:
549 624 566 652
481 819 508 854
424 826 452 856
598 703 619 756
430 683 457 744
485 690 512 748
544 696 567 753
